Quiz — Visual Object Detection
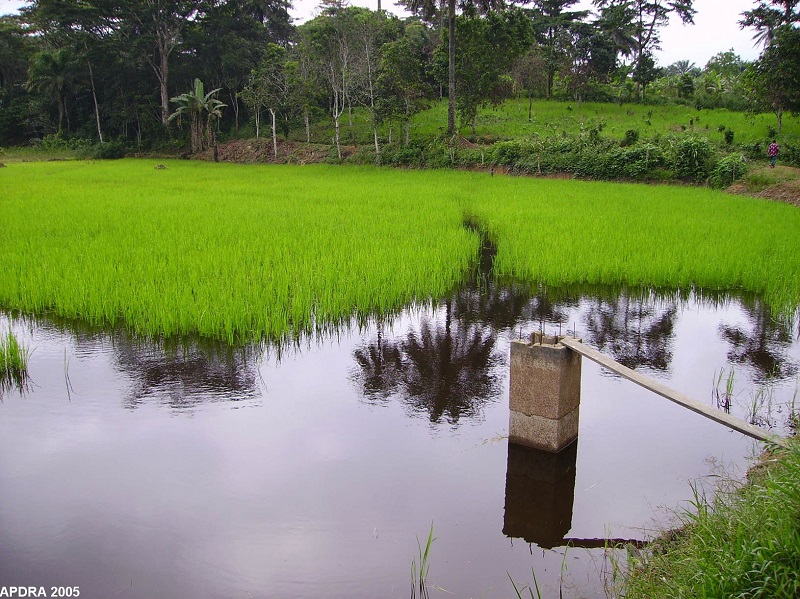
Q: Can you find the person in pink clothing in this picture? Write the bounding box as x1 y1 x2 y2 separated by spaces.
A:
768 140 780 168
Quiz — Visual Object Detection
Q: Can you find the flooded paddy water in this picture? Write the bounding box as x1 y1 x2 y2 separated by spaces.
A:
1 281 799 599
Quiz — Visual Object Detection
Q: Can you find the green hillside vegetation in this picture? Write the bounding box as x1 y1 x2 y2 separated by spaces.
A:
310 98 799 149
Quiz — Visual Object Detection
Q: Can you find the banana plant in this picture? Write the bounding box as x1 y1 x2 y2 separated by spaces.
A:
169 78 226 153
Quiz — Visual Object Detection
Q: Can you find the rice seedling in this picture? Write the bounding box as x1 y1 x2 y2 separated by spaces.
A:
0 161 478 344
1 160 799 344
411 523 435 599
508 570 542 599
712 367 735 413
0 329 29 394
748 385 777 429
466 177 800 319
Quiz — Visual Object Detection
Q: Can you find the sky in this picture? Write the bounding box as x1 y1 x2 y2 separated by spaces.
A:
0 0 764 68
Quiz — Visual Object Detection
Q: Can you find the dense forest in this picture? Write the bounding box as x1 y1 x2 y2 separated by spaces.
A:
0 0 798 157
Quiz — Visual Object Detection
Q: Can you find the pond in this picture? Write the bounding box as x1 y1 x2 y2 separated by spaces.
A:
1 279 798 599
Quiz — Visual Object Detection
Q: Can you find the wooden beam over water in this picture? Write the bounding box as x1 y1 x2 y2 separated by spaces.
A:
558 336 787 448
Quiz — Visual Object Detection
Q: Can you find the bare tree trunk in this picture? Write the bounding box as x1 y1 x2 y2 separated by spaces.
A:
405 100 411 146
270 107 278 158
255 110 260 138
447 0 456 136
158 41 170 127
87 59 103 143
230 90 240 132
305 112 310 142
373 126 380 161
57 94 65 134
334 114 342 159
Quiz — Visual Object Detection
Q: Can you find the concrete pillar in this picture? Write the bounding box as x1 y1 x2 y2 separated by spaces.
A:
509 333 581 452
502 440 577 548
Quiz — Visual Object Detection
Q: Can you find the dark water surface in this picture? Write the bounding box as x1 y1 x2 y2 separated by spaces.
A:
1 283 798 599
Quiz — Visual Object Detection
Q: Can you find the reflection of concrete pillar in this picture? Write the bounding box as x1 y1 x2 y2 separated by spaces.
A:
509 334 581 452
503 441 577 549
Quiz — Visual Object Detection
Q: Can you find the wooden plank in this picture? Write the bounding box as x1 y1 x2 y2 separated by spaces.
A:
558 337 787 448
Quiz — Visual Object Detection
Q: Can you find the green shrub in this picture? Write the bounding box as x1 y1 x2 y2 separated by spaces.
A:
779 139 800 167
488 139 535 166
574 143 666 180
671 136 714 181
724 129 735 145
710 154 748 188
623 129 640 146
37 134 94 153
89 141 126 160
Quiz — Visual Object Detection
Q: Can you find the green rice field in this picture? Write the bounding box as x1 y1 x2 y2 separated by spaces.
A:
1 160 798 343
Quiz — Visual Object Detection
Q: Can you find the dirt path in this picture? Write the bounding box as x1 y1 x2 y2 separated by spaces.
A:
727 164 800 207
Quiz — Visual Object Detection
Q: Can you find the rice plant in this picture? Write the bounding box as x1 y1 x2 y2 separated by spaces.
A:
411 524 435 599
1 160 799 344
0 329 29 394
713 367 735 413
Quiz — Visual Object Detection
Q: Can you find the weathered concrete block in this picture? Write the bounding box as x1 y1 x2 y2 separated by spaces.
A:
509 407 579 452
509 340 581 420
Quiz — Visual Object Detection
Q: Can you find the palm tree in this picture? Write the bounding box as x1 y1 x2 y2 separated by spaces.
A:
168 78 226 153
26 48 78 134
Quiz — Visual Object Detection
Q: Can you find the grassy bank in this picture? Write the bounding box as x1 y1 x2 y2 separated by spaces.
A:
304 98 800 148
624 438 800 598
1 160 799 343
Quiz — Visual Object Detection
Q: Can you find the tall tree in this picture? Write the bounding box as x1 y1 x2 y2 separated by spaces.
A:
434 8 530 134
593 0 696 91
0 16 32 99
378 23 431 145
26 48 79 133
351 9 400 160
22 0 125 140
527 0 589 99
189 0 279 133
511 48 548 120
126 0 205 128
743 25 800 134
562 21 616 102
402 0 506 136
240 43 291 157
240 0 295 45
739 0 799 46
300 5 361 159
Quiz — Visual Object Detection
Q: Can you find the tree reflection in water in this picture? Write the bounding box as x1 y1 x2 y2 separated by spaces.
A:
112 336 262 410
353 299 503 424
352 283 683 424
582 293 677 372
351 277 580 424
718 298 798 382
